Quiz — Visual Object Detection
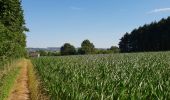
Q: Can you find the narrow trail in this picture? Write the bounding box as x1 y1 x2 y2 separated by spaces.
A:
8 59 30 100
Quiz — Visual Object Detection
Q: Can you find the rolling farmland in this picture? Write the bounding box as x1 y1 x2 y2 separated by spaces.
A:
32 52 170 100
1 0 170 100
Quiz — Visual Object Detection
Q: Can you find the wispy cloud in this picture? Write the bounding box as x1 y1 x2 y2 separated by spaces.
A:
148 8 170 14
70 6 82 10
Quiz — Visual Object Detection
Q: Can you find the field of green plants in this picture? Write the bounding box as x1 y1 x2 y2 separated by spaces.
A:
32 52 170 100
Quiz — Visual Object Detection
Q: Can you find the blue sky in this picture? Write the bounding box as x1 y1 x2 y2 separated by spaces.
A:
22 0 170 48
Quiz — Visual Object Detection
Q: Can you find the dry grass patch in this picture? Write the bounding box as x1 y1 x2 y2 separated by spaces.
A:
27 60 49 100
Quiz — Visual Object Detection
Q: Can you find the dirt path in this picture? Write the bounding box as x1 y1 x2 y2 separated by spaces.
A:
8 59 30 100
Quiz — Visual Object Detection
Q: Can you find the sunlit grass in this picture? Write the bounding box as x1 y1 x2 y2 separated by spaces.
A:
0 67 20 100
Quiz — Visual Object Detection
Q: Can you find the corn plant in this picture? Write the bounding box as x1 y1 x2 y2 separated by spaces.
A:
32 52 170 100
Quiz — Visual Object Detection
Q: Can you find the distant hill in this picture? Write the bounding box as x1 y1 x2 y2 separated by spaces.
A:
27 47 61 52
27 47 108 52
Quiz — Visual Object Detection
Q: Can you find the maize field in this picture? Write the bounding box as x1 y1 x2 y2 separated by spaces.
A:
32 52 170 100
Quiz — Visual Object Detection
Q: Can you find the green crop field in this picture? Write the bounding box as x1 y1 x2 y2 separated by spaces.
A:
32 52 170 100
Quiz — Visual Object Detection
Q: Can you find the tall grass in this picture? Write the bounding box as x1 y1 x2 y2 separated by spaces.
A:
27 59 49 100
0 64 20 100
0 59 24 100
32 52 170 100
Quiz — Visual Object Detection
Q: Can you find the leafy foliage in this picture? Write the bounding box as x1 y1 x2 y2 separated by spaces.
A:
95 46 120 54
78 39 95 54
60 43 76 55
109 46 120 53
0 0 27 66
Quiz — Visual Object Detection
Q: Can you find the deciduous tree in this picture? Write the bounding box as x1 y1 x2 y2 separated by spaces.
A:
60 43 76 55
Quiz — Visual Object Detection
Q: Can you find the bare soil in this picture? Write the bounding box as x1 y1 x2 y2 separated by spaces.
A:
8 60 30 100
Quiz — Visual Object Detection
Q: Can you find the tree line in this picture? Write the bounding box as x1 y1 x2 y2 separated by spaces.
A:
60 39 97 55
61 39 119 55
38 39 119 56
119 17 170 52
0 0 27 66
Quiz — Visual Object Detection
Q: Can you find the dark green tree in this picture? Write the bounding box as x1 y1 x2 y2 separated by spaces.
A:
0 0 28 32
60 43 76 55
119 16 170 52
0 0 28 64
78 40 95 54
119 33 131 52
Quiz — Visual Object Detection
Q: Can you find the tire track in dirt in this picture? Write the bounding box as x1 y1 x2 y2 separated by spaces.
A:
8 59 30 100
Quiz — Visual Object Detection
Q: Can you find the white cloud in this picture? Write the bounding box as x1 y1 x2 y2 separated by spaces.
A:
148 8 170 14
70 6 82 10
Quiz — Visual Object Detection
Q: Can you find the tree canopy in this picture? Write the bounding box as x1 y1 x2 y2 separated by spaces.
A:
119 17 170 52
60 43 76 55
0 0 27 65
78 40 95 54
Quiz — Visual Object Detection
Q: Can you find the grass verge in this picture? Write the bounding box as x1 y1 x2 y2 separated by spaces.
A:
27 60 49 100
0 59 18 81
0 67 20 100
